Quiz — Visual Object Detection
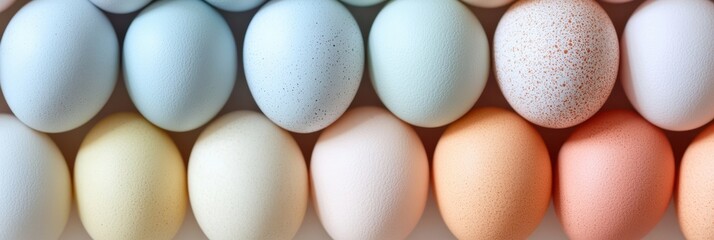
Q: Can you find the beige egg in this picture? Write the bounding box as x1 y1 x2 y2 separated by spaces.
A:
434 108 551 239
74 113 187 240
678 123 714 239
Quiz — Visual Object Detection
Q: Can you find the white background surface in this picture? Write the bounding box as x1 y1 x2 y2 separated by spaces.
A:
0 0 694 239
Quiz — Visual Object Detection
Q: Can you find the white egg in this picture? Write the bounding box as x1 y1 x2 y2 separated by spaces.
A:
621 0 714 131
244 0 364 133
462 0 514 8
369 0 489 128
204 0 265 11
0 0 118 133
0 114 71 240
88 0 151 14
340 0 385 7
124 0 237 132
189 111 308 240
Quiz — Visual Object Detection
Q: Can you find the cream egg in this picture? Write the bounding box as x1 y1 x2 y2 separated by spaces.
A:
244 0 364 133
204 0 265 12
678 123 714 239
0 114 71 240
124 0 237 132
311 107 429 240
0 0 118 133
189 111 308 240
74 113 187 240
494 0 619 129
88 0 151 14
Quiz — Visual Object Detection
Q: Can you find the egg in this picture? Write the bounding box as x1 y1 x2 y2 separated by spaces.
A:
340 0 385 7
434 108 551 239
677 123 714 239
188 111 308 240
311 107 429 240
462 0 514 8
369 0 488 128
555 110 675 240
204 0 265 11
0 0 14 12
621 0 714 131
0 114 71 239
124 0 237 132
74 113 187 240
0 0 118 133
88 0 151 14
244 0 364 133
494 0 619 129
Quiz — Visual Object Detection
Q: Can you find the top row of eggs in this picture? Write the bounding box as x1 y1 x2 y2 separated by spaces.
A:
0 0 712 134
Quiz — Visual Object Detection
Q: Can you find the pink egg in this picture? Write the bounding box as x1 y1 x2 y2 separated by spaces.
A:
555 110 675 240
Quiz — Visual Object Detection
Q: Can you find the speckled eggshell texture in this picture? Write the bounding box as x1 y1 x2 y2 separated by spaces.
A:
311 107 429 240
88 0 152 14
434 108 551 240
677 123 714 239
494 0 619 129
0 115 71 240
189 111 308 240
0 0 118 133
462 0 514 8
124 0 237 132
340 0 386 7
244 0 364 133
555 110 675 240
204 0 265 12
74 113 187 240
369 0 489 128
621 0 714 131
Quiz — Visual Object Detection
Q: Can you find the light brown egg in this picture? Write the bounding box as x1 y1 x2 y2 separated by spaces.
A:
678 123 714 239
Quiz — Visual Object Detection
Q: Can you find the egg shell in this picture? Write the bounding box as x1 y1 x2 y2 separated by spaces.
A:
555 110 675 240
244 0 364 133
74 113 187 240
204 0 265 12
340 0 386 7
677 123 714 239
462 0 514 8
311 107 429 240
621 0 714 131
0 114 71 240
494 0 619 129
0 0 118 133
124 0 237 132
369 0 489 128
188 111 308 240
434 107 551 240
0 0 14 12
88 0 151 14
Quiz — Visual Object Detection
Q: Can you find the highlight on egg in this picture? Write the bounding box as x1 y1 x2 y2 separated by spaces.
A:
0 0 118 133
677 123 714 239
434 107 551 240
369 0 489 128
74 113 187 240
244 0 364 133
555 110 675 240
494 0 619 129
310 107 429 240
620 0 714 131
204 0 266 12
0 114 71 240
189 111 308 240
124 0 237 132
88 0 151 14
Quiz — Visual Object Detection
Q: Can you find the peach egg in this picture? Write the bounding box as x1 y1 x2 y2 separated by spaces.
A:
677 123 714 239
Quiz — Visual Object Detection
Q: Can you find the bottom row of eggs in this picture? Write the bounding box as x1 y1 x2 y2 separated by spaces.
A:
0 107 712 239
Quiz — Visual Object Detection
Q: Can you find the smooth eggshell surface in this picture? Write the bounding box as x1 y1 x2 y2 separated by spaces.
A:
340 0 386 7
434 108 551 240
462 0 514 8
88 0 151 14
555 110 675 240
0 115 71 240
494 0 619 129
678 123 714 239
0 0 118 133
189 111 308 240
311 107 429 240
74 113 187 240
621 0 714 131
204 0 265 12
124 0 237 132
369 0 489 128
244 0 364 133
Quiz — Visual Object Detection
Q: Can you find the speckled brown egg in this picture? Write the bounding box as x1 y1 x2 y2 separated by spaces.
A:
678 123 714 239
434 108 551 240
494 0 619 129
